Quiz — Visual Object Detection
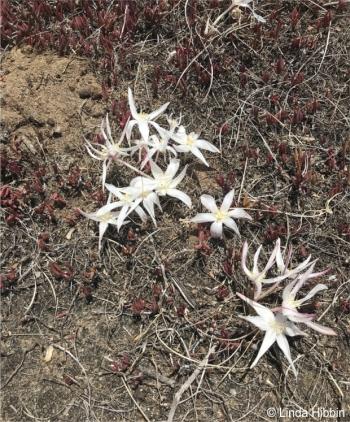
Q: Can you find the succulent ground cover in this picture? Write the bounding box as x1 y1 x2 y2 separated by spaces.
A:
1 1 350 421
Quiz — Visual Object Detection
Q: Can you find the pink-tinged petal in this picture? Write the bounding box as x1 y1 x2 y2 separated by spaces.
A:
85 144 103 160
191 146 209 166
282 279 298 302
285 322 308 337
210 221 223 238
167 188 192 207
139 120 150 142
241 242 253 279
290 262 317 296
239 315 269 331
276 334 297 377
298 284 328 305
221 189 235 212
275 238 285 273
228 208 252 220
250 329 276 368
236 292 275 321
191 213 216 224
223 217 240 236
98 221 109 251
305 321 337 336
195 139 220 153
128 88 138 119
148 102 170 120
284 308 315 323
165 159 180 179
200 194 218 213
289 255 312 276
253 282 263 301
263 241 279 274
253 245 262 275
262 274 292 285
104 114 112 140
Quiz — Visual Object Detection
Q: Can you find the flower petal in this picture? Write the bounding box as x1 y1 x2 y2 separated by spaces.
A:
276 334 297 377
228 208 252 220
239 315 269 331
128 88 138 119
305 321 337 336
167 188 192 207
298 284 328 305
195 139 220 153
139 120 150 142
165 159 180 179
191 146 209 166
210 221 223 238
200 194 218 213
148 101 170 120
250 330 276 368
191 213 216 223
117 205 129 231
221 189 235 212
236 292 275 321
223 217 240 236
98 221 109 251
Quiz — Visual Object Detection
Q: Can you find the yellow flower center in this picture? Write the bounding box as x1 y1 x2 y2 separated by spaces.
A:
215 209 227 221
270 320 284 334
100 212 113 222
186 135 194 146
139 112 149 121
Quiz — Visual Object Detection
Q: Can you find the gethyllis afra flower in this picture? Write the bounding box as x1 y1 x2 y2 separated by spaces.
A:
191 190 252 238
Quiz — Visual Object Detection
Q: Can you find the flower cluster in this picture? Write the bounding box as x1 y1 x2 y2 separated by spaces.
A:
80 89 221 250
237 239 336 377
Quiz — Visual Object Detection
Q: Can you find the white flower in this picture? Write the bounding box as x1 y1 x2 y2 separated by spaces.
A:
232 0 266 23
105 183 146 230
191 190 252 238
242 240 295 300
126 87 169 142
130 176 161 226
85 114 130 188
282 264 336 336
140 130 177 169
237 292 303 377
171 125 220 167
275 241 312 277
149 159 192 207
79 195 125 251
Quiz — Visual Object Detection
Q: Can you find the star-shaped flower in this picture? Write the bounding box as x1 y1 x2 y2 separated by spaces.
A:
149 159 191 207
171 125 220 167
79 195 124 250
105 183 146 230
84 114 130 188
237 292 303 377
242 240 295 300
191 190 252 238
126 88 169 142
282 264 336 336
